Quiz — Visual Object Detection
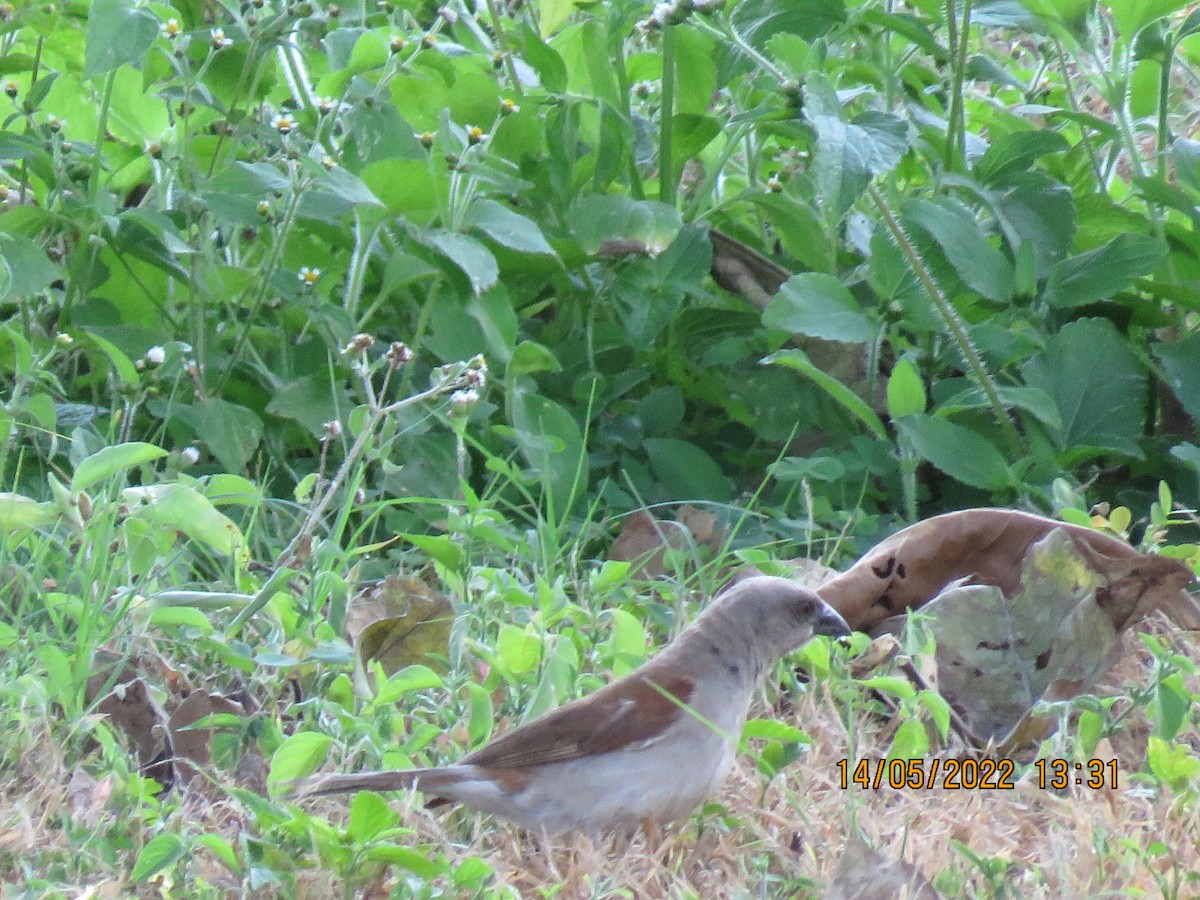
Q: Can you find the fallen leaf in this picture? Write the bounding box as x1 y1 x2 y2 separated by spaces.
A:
608 509 689 579
817 508 1199 632
167 690 248 785
346 575 455 681
90 676 173 788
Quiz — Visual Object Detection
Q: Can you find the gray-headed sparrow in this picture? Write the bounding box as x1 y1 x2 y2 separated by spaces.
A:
305 575 850 833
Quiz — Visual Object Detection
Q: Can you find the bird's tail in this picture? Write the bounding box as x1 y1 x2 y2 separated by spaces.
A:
303 768 431 797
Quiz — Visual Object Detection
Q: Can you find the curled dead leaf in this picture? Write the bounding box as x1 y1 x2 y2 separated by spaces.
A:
818 508 1199 632
825 837 940 900
168 690 248 786
608 507 731 579
346 575 454 682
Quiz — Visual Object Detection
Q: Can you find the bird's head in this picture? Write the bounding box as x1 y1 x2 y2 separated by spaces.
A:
706 575 851 666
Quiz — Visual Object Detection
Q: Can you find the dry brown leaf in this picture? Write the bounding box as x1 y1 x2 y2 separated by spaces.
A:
817 508 1199 632
825 838 940 900
91 676 173 787
346 575 454 680
675 503 725 546
608 509 689 579
167 690 248 785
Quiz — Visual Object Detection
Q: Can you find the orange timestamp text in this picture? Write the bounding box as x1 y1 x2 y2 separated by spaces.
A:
836 758 1120 790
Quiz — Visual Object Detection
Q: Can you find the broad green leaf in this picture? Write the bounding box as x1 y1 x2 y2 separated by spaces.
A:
175 399 263 475
644 437 733 502
375 665 444 705
768 456 847 483
84 331 140 387
130 835 187 883
497 624 544 674
897 415 1013 490
1043 233 1167 308
974 130 1070 184
887 718 930 762
812 111 909 221
347 792 398 843
268 732 333 786
887 358 926 419
905 198 1015 302
464 199 556 256
1022 318 1146 459
539 0 577 38
1146 736 1200 791
427 230 498 294
123 484 248 560
521 21 568 88
510 391 585 518
567 195 682 255
85 0 159 76
731 0 848 46
508 341 562 376
0 493 56 531
0 234 63 302
764 349 887 439
763 273 877 343
1154 332 1200 422
1107 0 1193 39
72 442 167 493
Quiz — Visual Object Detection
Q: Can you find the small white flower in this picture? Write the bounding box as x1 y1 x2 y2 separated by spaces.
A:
54 333 74 347
180 446 201 465
145 346 166 366
298 266 321 285
323 419 343 438
211 28 233 49
315 96 336 114
161 18 182 39
272 113 297 135
451 388 479 408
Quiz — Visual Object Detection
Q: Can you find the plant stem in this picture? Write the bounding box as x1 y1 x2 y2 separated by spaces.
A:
658 25 677 205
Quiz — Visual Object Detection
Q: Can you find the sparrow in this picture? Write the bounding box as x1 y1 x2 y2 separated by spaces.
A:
304 575 851 833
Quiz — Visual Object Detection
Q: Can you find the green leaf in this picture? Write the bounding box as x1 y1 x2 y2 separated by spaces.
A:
122 484 248 560
1108 0 1193 39
567 195 682 255
130 835 187 883
763 273 877 343
427 230 498 294
897 415 1013 490
175 399 263 474
1043 233 1167 307
731 0 848 46
497 624 544 674
521 21 567 89
464 199 556 256
268 732 333 786
0 492 57 532
509 392 585 519
905 197 1015 302
1022 318 1146 459
72 442 167 493
85 0 159 76
508 341 562 376
1146 736 1200 791
974 130 1070 185
1154 332 1200 422
764 349 887 439
0 234 63 302
811 111 909 221
887 717 930 762
644 438 733 502
84 331 140 387
886 358 926 419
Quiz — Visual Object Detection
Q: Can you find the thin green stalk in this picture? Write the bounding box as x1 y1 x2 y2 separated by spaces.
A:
1157 39 1174 180
943 0 973 172
869 183 1023 457
612 38 644 200
482 0 523 97
88 70 117 204
659 25 677 205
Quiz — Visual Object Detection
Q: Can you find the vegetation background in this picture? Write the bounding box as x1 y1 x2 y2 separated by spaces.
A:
2 0 1200 895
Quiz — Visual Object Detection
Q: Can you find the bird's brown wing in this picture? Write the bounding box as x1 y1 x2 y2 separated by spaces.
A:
459 673 696 769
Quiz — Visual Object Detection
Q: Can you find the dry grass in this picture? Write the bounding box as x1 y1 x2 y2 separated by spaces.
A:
4 621 1199 898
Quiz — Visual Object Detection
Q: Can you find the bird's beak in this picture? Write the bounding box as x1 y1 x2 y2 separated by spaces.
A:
813 606 852 639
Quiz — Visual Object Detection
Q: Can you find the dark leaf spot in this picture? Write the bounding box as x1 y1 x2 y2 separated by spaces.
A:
871 556 897 579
